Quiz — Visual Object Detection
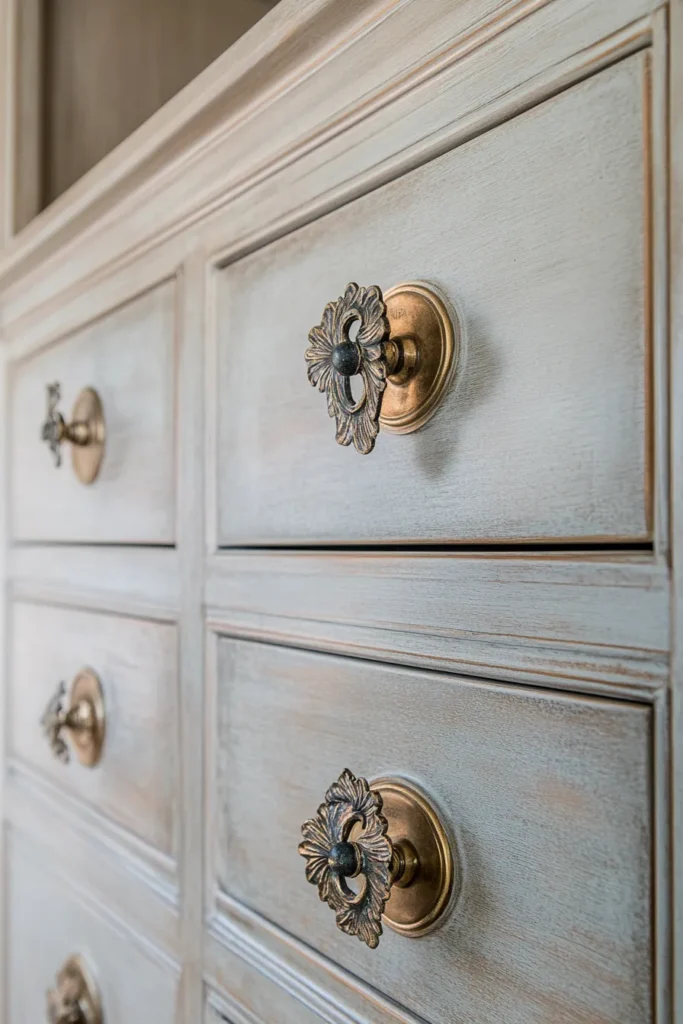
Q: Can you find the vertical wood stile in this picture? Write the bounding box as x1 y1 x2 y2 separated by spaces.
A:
176 248 206 1023
670 3 683 1021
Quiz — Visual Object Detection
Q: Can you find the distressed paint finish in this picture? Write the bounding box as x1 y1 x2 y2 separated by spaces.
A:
5 829 180 1024
216 56 649 545
9 600 178 859
211 638 652 1024
0 1 676 1023
10 280 177 544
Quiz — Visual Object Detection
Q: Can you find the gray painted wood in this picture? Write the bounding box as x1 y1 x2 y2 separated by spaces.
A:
9 600 178 857
216 55 649 545
0 2 674 1023
206 968 325 1024
211 639 652 1024
10 280 177 544
205 551 669 695
5 828 179 1023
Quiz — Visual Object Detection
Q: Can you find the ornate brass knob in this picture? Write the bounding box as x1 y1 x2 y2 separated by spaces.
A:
41 669 105 768
41 382 106 484
46 955 102 1024
298 769 455 948
305 282 459 453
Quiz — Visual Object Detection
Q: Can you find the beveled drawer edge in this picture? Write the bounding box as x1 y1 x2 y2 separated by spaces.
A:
5 822 182 970
5 758 179 901
205 986 262 1024
206 895 422 1024
8 545 181 621
205 553 669 700
205 981 321 1024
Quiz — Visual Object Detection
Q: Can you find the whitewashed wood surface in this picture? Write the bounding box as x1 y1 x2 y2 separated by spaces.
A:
5 827 180 1024
0 1 676 1023
9 600 178 858
210 638 652 1024
216 55 649 545
10 280 177 543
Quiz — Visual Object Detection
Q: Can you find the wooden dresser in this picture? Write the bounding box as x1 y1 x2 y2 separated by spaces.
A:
0 1 681 1021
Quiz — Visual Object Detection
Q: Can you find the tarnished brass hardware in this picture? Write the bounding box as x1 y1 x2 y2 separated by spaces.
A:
41 382 106 484
305 281 459 454
41 669 105 768
299 769 455 948
46 954 103 1024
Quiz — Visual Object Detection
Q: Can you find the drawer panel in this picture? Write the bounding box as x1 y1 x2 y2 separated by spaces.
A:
11 280 176 544
205 971 326 1024
6 829 178 1024
211 639 652 1024
9 601 178 857
216 53 649 545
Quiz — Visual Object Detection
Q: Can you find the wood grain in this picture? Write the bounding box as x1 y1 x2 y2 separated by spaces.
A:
670 3 683 1022
210 639 652 1024
10 279 177 543
12 0 42 231
9 545 180 620
175 253 207 1020
206 551 669 696
216 56 650 545
0 0 655 330
9 601 178 858
206 971 324 1024
42 0 277 205
5 768 180 955
5 827 179 1024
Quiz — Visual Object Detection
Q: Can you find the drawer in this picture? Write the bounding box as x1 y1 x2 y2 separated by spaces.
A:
11 280 176 544
216 53 650 545
211 640 652 1024
9 601 178 857
6 829 178 1023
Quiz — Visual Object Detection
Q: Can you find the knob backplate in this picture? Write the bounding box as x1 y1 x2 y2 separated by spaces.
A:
369 777 456 936
71 388 105 485
380 282 459 435
69 669 105 768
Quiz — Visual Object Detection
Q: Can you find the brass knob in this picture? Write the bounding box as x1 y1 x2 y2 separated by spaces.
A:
41 382 106 484
41 669 105 768
305 282 459 453
298 769 456 948
46 955 102 1024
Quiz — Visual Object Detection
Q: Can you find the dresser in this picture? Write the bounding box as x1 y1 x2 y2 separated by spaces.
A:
0 0 681 1021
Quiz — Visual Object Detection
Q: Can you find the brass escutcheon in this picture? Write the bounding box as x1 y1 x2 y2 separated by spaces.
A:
299 769 457 948
380 282 458 435
305 281 460 454
370 777 456 936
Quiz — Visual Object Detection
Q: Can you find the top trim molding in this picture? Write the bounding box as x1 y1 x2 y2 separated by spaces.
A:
0 0 658 335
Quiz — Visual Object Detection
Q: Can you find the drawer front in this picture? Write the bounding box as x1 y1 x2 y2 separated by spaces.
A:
211 639 652 1024
9 601 178 857
217 53 649 545
6 829 179 1023
11 280 176 544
